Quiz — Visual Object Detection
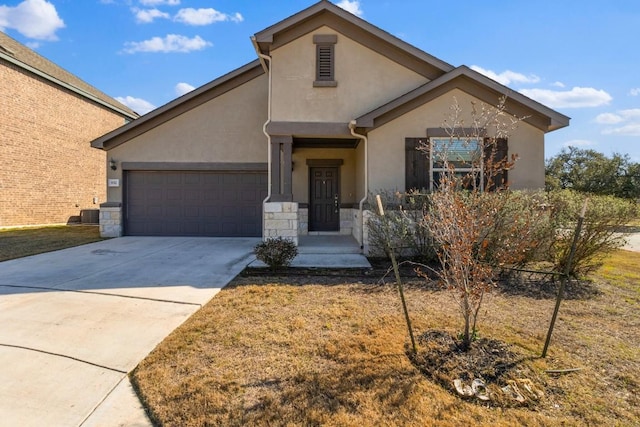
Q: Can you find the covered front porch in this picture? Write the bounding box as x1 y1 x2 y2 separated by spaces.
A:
264 123 368 251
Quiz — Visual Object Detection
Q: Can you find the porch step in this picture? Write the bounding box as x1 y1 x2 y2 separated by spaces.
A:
249 254 371 269
297 235 362 254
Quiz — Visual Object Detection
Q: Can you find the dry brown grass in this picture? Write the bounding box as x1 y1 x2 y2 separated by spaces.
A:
0 225 103 261
132 251 640 426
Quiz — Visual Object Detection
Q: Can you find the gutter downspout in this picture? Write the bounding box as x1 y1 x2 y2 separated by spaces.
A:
252 36 272 239
349 120 368 251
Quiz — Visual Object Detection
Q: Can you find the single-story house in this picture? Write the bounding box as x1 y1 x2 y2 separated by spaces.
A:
91 0 569 253
0 31 138 228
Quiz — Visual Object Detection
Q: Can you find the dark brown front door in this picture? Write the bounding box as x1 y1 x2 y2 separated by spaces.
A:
309 166 339 231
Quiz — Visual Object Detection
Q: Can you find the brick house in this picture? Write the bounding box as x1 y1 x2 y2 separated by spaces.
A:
0 31 138 228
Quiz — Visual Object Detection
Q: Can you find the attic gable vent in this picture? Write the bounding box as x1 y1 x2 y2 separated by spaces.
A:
313 34 337 87
317 45 333 80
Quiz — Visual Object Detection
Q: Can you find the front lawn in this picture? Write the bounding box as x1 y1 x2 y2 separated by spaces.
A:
132 251 640 426
0 225 103 262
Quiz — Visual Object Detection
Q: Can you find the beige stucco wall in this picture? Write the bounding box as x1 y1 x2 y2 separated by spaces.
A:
291 147 358 204
270 25 428 123
106 73 269 203
367 89 546 192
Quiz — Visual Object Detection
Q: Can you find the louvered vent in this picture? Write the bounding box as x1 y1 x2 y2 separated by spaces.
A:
316 45 333 81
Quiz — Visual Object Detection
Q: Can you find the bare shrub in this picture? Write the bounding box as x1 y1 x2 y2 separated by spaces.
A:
366 190 436 261
418 97 536 350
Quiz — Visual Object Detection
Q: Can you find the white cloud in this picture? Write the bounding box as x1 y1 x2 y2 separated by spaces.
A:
552 81 565 88
563 139 595 147
595 113 624 124
470 65 540 86
602 124 640 136
133 8 169 23
116 96 156 115
122 34 211 53
174 8 243 26
335 1 363 17
519 87 612 108
175 82 195 96
599 109 640 136
0 0 64 40
139 0 180 6
630 88 640 96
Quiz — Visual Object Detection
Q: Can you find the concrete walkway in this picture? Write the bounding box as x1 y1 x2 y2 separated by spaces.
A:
249 235 372 268
0 237 259 427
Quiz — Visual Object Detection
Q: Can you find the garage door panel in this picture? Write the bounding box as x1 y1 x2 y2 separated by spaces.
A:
184 173 202 185
165 174 182 185
125 170 265 237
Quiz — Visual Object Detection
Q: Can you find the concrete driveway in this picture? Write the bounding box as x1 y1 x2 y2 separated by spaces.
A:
624 231 640 252
0 236 259 427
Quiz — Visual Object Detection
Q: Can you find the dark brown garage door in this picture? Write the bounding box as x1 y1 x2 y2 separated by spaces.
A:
125 170 267 237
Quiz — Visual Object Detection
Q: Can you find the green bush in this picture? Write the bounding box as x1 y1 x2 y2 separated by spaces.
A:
367 188 638 279
254 237 298 270
545 190 637 277
475 190 555 269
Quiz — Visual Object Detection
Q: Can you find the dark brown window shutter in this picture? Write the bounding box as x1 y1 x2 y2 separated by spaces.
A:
405 138 429 191
316 45 334 81
483 137 508 190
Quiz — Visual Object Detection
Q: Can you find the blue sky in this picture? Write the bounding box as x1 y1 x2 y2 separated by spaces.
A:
1 0 640 161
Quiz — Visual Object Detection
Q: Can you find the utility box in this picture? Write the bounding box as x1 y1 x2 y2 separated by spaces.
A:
80 209 99 224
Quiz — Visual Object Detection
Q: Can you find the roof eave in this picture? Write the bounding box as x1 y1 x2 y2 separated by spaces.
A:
356 66 570 133
253 0 453 74
1 51 138 120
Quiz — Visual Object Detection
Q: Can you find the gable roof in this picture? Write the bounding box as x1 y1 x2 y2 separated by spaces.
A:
91 1 569 151
355 66 570 133
254 0 453 80
0 31 137 119
92 60 265 150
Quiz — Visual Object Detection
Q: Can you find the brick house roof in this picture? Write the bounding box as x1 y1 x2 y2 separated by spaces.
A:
0 31 138 119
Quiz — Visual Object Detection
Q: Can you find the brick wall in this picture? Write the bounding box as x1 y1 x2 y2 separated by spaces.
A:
0 61 127 227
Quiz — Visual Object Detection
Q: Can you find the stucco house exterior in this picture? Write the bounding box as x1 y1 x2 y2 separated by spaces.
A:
0 31 138 228
91 0 569 253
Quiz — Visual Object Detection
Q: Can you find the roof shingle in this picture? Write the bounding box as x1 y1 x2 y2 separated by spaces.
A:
0 31 137 119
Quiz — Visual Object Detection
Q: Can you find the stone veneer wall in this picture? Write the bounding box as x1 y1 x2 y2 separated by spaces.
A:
99 204 122 237
264 202 299 245
298 207 355 236
352 208 364 247
361 209 373 255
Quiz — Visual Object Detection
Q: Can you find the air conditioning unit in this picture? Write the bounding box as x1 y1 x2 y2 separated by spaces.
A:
80 209 99 224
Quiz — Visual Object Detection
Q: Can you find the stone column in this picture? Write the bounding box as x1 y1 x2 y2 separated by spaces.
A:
99 202 122 238
263 202 299 245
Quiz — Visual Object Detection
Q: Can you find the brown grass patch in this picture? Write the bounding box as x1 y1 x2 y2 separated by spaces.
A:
0 225 103 261
132 251 640 426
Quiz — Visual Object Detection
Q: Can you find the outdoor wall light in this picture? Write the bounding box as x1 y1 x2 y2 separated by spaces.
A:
110 158 117 171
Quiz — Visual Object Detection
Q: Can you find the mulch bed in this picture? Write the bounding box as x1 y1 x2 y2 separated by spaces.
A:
409 330 547 408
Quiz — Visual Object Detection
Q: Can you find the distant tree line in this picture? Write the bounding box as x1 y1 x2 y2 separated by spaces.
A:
546 146 640 199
